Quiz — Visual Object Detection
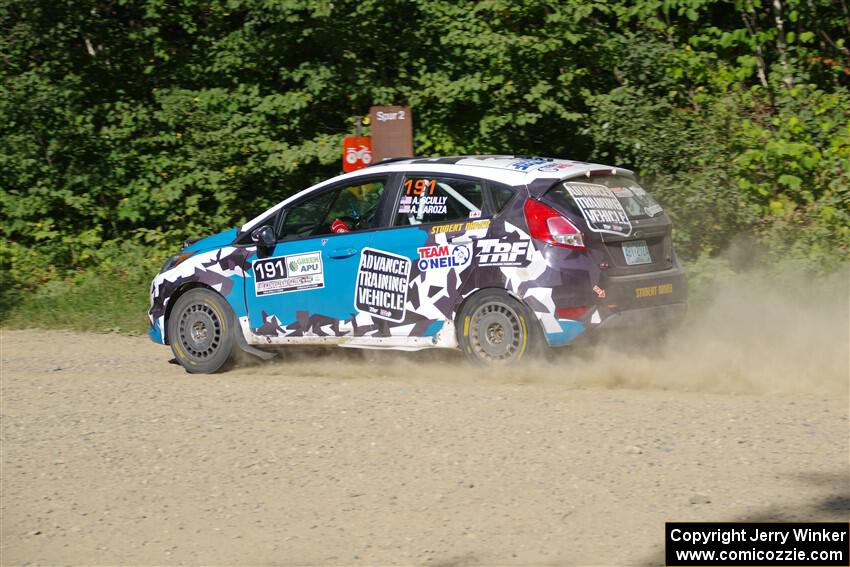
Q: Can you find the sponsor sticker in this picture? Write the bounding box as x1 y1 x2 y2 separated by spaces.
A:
430 219 491 234
563 182 632 237
355 248 411 322
400 178 450 215
644 204 664 217
635 283 673 299
508 158 548 171
537 163 571 172
416 244 471 271
253 251 324 296
476 238 531 267
399 194 449 216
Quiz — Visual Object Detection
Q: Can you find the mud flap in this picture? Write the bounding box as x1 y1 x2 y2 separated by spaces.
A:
236 326 277 361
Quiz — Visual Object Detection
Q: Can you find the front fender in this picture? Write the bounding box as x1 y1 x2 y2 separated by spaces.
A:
148 246 253 344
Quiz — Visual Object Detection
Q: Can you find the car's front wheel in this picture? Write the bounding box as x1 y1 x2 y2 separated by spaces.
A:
167 288 236 374
457 290 541 364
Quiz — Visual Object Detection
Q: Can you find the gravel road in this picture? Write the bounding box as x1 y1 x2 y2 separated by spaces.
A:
1 327 848 566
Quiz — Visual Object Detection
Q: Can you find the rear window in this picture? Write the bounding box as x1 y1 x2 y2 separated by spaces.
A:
548 175 663 236
590 175 663 219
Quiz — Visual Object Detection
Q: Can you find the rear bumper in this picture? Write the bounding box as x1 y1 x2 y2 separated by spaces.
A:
591 263 687 331
591 301 687 331
601 264 688 310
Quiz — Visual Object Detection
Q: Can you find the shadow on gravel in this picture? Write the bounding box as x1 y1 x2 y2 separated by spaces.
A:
638 471 850 566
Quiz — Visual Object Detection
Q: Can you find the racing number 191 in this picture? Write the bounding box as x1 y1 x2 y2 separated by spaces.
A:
404 178 436 196
255 259 284 281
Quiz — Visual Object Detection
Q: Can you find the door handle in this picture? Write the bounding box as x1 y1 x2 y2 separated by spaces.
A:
328 247 358 259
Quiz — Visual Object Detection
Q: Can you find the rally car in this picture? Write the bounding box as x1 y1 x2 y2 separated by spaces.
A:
149 155 687 373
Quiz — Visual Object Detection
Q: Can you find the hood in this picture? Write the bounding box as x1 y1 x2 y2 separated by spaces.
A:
182 228 239 253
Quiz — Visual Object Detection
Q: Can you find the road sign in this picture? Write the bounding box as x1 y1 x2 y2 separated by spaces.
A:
369 106 413 162
342 136 373 172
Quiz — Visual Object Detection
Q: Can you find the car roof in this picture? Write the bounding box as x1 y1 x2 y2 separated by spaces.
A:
242 155 632 232
366 155 630 182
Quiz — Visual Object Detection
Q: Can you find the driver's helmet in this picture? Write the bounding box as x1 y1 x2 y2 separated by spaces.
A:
330 218 351 233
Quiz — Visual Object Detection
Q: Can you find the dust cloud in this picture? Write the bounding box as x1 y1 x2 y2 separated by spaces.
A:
241 265 849 396
560 265 849 395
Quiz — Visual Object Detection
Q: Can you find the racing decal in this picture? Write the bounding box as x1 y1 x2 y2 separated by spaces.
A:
399 178 448 215
476 238 531 267
508 157 549 171
563 182 632 236
618 185 664 217
537 163 572 172
430 219 490 234
355 248 412 322
611 186 664 217
252 251 324 296
404 178 437 195
398 194 448 215
417 244 471 271
635 283 673 298
644 204 664 217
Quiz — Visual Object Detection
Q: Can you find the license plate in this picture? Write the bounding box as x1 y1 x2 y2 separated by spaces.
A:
623 240 651 265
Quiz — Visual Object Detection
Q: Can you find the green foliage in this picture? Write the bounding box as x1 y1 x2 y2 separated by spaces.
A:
0 239 159 332
1 0 848 332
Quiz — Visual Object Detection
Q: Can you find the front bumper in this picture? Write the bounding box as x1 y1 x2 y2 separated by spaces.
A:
149 320 166 344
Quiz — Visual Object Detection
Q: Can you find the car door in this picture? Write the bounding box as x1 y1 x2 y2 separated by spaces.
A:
243 174 395 341
364 172 492 337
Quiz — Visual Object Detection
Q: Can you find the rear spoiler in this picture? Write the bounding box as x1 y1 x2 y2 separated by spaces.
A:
525 167 636 199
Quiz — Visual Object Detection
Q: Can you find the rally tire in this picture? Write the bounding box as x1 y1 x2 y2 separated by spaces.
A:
167 288 236 374
457 290 542 364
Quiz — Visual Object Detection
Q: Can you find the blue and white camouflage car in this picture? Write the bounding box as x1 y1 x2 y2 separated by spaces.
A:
149 155 687 373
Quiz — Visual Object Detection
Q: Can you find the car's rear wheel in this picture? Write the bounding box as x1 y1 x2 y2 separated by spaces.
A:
167 288 236 374
457 290 541 364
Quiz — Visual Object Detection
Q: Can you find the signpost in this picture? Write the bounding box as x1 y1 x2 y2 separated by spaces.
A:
341 107 413 171
369 105 413 162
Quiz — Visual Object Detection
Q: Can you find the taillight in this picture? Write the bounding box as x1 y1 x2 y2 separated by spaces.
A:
523 198 586 250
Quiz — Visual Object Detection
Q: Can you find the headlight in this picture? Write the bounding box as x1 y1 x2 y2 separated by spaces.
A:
160 250 197 273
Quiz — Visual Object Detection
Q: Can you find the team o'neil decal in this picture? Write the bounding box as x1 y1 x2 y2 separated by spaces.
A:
253 251 324 296
417 244 471 271
355 248 411 322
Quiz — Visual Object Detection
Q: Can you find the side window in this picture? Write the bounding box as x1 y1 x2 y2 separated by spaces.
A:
395 175 484 226
490 183 516 212
281 179 386 239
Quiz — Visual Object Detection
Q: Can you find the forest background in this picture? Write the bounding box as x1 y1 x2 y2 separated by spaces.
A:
1 0 848 333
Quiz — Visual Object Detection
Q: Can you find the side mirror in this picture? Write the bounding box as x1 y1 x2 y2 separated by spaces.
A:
251 226 276 254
